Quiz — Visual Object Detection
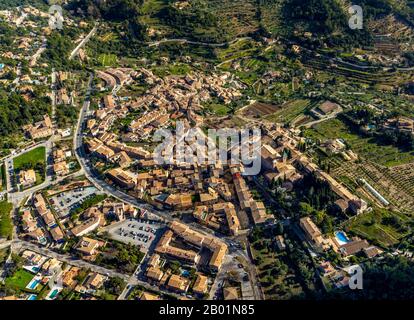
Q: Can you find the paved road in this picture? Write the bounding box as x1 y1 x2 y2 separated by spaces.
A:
0 241 12 250
51 68 57 120
69 25 97 60
300 108 343 128
146 37 252 48
13 239 129 280
29 37 47 67
4 156 13 193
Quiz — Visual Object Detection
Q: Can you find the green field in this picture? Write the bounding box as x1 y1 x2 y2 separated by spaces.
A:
5 269 34 291
304 119 414 167
205 103 230 116
151 63 192 77
13 147 46 170
0 200 13 239
265 99 311 124
13 147 46 186
98 53 117 67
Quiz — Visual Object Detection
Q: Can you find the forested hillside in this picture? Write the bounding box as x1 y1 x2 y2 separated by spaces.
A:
0 90 51 138
66 0 414 47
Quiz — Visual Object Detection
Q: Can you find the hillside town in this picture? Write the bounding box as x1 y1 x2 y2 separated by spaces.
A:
1 0 414 305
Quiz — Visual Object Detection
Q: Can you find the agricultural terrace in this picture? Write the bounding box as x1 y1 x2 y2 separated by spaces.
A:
304 119 414 213
304 119 414 167
249 227 306 300
137 0 260 43
98 54 117 67
346 208 412 248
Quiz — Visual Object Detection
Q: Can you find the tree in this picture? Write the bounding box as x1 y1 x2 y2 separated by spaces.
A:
104 276 125 295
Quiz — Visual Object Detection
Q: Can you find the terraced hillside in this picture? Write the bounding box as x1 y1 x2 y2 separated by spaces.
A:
146 0 260 41
330 158 414 213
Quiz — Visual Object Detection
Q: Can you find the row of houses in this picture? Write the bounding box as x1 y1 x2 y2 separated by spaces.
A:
21 193 65 245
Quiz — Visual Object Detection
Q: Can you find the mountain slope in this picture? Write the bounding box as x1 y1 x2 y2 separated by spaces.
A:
66 0 414 49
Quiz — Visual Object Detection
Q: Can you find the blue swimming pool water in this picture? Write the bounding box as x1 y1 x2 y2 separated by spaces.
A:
27 294 37 300
28 279 40 290
335 231 350 244
181 270 190 277
49 289 59 299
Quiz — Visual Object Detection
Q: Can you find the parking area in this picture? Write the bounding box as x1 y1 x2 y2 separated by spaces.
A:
210 255 254 300
49 186 98 218
106 219 165 252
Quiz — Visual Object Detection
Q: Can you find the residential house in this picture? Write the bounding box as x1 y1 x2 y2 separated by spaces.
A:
23 115 53 139
76 237 101 256
192 274 208 295
19 169 36 188
70 216 101 237
167 275 190 293
50 226 64 243
107 168 136 189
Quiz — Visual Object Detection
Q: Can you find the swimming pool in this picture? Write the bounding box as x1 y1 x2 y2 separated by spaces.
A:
181 270 190 277
27 294 37 300
24 266 40 274
26 279 40 290
49 289 59 300
335 231 350 245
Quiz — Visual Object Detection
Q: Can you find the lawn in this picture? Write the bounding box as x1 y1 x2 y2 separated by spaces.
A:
13 146 46 185
304 119 414 167
5 269 34 291
0 200 13 239
13 147 46 170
